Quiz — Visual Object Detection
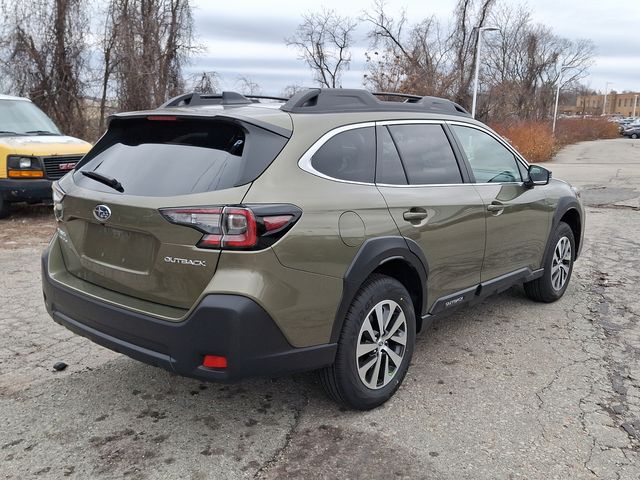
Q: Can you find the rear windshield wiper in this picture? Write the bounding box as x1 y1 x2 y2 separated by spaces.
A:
26 130 60 136
81 171 124 193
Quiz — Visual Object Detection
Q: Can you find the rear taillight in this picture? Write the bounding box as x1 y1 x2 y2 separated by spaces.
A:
160 204 301 250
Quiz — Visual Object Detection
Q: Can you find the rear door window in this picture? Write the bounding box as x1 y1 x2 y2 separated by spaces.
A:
376 126 408 185
387 124 462 185
74 117 287 196
310 127 375 183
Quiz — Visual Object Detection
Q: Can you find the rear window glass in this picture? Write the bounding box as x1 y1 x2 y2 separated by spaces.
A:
311 127 375 183
74 118 287 196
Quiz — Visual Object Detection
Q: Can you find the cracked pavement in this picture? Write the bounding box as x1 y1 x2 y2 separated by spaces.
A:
1 138 640 479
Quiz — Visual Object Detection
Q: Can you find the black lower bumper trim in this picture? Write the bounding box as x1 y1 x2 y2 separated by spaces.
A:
42 250 337 382
0 178 52 203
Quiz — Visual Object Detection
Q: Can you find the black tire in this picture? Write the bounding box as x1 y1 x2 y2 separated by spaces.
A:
320 274 416 410
524 221 575 303
0 196 10 219
632 133 638 139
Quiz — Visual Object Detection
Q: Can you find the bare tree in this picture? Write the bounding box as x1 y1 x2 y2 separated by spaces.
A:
362 0 450 95
0 0 89 137
280 84 305 98
481 2 595 120
190 71 220 94
362 0 495 104
97 0 120 133
236 75 262 95
448 0 496 106
105 0 198 112
286 9 358 88
360 0 594 121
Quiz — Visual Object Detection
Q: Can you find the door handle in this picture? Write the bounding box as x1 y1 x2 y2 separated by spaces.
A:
403 209 428 222
487 202 506 215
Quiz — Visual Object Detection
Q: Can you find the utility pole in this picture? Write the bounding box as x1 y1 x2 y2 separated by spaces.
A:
602 82 612 115
471 26 499 118
552 65 571 133
634 95 638 117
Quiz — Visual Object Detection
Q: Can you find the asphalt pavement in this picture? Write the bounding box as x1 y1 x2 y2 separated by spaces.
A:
1 137 639 479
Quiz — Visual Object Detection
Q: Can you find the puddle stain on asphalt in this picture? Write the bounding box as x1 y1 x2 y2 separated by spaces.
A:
258 424 440 480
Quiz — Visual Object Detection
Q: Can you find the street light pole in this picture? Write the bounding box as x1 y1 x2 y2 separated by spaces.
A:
471 26 499 118
552 65 570 134
602 82 612 115
634 95 638 117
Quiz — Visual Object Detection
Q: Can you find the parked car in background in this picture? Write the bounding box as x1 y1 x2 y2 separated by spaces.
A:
0 94 91 218
622 125 640 139
617 117 638 132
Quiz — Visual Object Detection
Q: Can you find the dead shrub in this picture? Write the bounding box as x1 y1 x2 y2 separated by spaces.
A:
491 121 556 163
491 118 620 162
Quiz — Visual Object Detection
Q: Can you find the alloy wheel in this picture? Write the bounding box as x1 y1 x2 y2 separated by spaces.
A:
551 236 572 291
355 300 407 390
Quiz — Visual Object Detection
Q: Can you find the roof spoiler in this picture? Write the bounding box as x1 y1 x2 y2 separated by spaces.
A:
160 91 288 108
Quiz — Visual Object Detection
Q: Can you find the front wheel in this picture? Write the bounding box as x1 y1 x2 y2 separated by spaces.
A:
632 133 638 139
320 274 416 410
524 221 575 302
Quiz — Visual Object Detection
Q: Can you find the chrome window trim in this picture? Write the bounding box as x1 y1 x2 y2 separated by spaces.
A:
296 118 531 187
377 119 444 126
377 182 524 188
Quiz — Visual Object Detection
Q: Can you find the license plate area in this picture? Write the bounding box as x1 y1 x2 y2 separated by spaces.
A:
84 223 155 272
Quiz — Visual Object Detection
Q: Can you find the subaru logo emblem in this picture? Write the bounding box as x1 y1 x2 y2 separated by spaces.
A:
93 204 111 222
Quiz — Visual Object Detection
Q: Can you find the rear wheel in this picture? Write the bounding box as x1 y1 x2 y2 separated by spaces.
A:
524 221 575 302
320 274 416 410
632 133 638 139
0 196 10 219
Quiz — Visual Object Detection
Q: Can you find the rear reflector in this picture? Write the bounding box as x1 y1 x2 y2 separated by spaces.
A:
203 355 227 369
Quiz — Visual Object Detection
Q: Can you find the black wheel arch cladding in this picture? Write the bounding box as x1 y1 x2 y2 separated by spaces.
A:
330 236 428 343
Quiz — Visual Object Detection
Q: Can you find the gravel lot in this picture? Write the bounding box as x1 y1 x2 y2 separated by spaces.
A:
1 138 639 479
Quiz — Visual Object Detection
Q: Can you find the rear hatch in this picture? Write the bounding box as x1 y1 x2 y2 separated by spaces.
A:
56 114 289 310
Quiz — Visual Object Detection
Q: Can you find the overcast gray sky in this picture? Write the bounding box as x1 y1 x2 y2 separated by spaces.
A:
188 0 640 95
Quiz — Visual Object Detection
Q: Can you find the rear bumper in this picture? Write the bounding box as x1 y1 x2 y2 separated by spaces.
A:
41 249 337 382
0 178 52 203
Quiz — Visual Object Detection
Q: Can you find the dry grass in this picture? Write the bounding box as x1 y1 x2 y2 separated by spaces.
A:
554 118 620 147
491 118 619 162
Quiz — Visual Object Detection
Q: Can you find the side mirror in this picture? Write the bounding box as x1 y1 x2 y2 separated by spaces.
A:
525 165 551 187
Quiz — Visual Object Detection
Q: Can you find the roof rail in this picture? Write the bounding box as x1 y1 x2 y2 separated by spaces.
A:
243 94 289 102
280 88 470 116
160 91 288 108
372 92 422 103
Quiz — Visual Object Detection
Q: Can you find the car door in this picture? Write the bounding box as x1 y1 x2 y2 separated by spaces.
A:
375 122 486 314
448 123 552 283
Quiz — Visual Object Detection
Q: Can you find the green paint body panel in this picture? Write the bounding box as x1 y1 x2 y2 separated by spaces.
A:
378 184 486 311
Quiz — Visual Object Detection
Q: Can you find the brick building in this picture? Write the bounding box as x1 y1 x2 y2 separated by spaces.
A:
574 92 639 116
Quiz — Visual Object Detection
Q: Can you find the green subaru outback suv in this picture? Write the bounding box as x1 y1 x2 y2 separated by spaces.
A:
42 89 584 409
